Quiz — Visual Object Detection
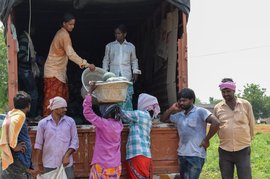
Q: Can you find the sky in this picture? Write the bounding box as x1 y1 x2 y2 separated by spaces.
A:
187 0 270 103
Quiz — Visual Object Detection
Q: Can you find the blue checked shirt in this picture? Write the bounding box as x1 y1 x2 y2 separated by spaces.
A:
121 110 152 160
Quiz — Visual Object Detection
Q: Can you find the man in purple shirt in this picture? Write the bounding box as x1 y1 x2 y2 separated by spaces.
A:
83 82 123 179
34 96 79 179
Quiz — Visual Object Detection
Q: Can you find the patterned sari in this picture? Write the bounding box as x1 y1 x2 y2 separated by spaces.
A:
126 155 153 179
43 77 68 116
89 164 121 179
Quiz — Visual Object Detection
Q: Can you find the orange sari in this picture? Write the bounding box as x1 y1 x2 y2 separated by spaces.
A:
43 77 68 116
126 155 153 179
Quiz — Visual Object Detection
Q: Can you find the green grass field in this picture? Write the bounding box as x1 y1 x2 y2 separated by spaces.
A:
200 131 270 179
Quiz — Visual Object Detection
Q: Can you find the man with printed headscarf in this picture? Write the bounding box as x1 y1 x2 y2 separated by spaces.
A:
214 78 255 179
119 93 160 179
34 96 79 179
83 81 123 179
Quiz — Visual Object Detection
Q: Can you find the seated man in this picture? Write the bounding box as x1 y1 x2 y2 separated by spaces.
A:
34 96 79 179
83 81 123 179
120 93 160 179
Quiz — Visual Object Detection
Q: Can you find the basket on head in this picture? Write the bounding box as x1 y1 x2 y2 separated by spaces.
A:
81 67 107 99
93 81 131 103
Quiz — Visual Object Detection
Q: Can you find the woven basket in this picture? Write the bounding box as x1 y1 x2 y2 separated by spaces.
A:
93 81 130 103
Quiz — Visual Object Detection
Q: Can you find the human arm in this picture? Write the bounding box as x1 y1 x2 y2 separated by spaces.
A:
62 148 75 167
17 33 30 63
102 44 110 71
247 102 256 139
130 45 141 83
33 121 45 173
83 82 106 127
11 142 26 152
62 120 79 166
200 114 220 150
62 32 95 70
160 103 182 123
120 110 139 124
32 149 42 175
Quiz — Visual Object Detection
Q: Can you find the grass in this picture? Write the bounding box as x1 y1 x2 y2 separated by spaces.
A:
200 131 270 179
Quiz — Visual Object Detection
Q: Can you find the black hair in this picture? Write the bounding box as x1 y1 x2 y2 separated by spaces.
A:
177 88 196 103
115 24 127 33
99 104 120 120
221 78 234 83
13 91 31 110
148 110 154 118
63 12 75 23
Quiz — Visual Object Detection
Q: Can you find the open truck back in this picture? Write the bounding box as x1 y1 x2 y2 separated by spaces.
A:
1 0 190 177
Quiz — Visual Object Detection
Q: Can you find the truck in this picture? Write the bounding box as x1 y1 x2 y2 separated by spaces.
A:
1 0 190 177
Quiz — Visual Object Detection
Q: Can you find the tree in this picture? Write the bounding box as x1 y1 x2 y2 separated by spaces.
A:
241 83 270 119
209 97 222 105
195 97 202 104
0 28 8 110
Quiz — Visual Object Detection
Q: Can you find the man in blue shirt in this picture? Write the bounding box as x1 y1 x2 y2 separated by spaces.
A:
161 88 220 179
0 91 38 178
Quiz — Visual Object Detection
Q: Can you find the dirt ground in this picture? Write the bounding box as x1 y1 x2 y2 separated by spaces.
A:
255 125 270 133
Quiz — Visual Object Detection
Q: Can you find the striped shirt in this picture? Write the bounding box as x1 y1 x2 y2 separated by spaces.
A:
18 32 31 70
121 110 152 159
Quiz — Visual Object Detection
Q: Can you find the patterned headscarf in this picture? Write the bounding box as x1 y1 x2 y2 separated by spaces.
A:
219 81 236 91
99 104 120 119
137 93 160 118
47 96 67 110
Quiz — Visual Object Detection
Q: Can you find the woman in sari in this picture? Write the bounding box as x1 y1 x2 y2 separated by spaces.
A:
43 13 95 116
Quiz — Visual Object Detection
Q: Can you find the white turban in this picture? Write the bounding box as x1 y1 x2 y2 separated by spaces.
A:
137 93 160 118
47 96 67 110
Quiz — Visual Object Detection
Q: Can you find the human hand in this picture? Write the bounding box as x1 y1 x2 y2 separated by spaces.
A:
170 102 182 112
88 81 97 94
133 74 138 83
62 155 70 167
13 141 26 152
88 64 96 71
27 167 40 177
199 139 210 150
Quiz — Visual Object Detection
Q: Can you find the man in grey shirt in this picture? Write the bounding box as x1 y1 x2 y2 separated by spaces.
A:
161 88 220 179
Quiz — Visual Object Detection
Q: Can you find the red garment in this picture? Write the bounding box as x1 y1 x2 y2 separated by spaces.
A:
126 155 153 179
43 77 68 116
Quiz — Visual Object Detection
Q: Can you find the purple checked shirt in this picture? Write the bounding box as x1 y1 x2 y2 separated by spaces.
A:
83 95 123 168
34 115 79 168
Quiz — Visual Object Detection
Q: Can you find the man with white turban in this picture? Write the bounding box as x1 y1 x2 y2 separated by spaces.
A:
34 96 79 179
214 78 255 179
120 93 160 179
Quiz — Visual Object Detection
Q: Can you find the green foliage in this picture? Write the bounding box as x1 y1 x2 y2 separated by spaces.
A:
200 130 270 179
0 29 8 110
211 83 270 119
241 83 270 119
209 97 222 105
195 97 202 104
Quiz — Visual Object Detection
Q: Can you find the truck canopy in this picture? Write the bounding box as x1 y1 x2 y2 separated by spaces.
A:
1 0 189 122
0 0 190 35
